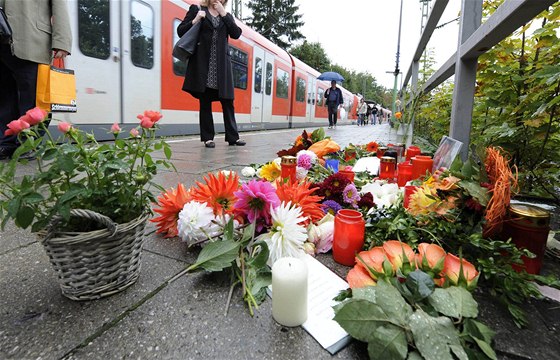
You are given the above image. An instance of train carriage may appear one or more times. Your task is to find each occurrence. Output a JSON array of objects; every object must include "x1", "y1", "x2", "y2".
[{"x1": 62, "y1": 0, "x2": 357, "y2": 139}]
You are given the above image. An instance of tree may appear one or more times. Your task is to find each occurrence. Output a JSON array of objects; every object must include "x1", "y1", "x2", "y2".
[
  {"x1": 246, "y1": 0, "x2": 305, "y2": 49},
  {"x1": 290, "y1": 41, "x2": 331, "y2": 72}
]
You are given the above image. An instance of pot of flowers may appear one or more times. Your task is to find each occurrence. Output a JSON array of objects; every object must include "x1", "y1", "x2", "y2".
[{"x1": 0, "y1": 108, "x2": 173, "y2": 301}]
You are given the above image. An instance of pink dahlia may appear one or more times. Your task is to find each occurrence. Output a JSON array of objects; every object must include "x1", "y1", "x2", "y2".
[{"x1": 234, "y1": 180, "x2": 280, "y2": 231}]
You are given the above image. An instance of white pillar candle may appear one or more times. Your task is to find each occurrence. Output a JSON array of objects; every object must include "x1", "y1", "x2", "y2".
[{"x1": 272, "y1": 257, "x2": 308, "y2": 327}]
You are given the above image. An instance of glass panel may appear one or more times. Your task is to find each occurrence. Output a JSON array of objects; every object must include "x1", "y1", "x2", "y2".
[
  {"x1": 78, "y1": 0, "x2": 110, "y2": 59},
  {"x1": 296, "y1": 77, "x2": 306, "y2": 102},
  {"x1": 172, "y1": 19, "x2": 187, "y2": 76},
  {"x1": 265, "y1": 62, "x2": 273, "y2": 95},
  {"x1": 276, "y1": 69, "x2": 289, "y2": 99},
  {"x1": 229, "y1": 46, "x2": 248, "y2": 89},
  {"x1": 130, "y1": 0, "x2": 154, "y2": 69},
  {"x1": 254, "y1": 57, "x2": 262, "y2": 93},
  {"x1": 317, "y1": 89, "x2": 324, "y2": 106}
]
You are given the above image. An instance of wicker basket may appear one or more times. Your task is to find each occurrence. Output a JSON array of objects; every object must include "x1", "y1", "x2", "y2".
[{"x1": 41, "y1": 209, "x2": 149, "y2": 301}]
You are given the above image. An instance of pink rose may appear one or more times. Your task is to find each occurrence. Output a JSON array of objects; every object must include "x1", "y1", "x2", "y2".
[
  {"x1": 130, "y1": 128, "x2": 140, "y2": 137},
  {"x1": 24, "y1": 107, "x2": 48, "y2": 125},
  {"x1": 110, "y1": 122, "x2": 121, "y2": 134},
  {"x1": 140, "y1": 116, "x2": 154, "y2": 129},
  {"x1": 5, "y1": 119, "x2": 31, "y2": 136},
  {"x1": 143, "y1": 110, "x2": 163, "y2": 123},
  {"x1": 58, "y1": 122, "x2": 72, "y2": 133}
]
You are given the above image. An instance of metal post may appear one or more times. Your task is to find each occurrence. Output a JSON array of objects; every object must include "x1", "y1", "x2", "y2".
[
  {"x1": 449, "y1": 0, "x2": 483, "y2": 160},
  {"x1": 392, "y1": 0, "x2": 404, "y2": 124}
]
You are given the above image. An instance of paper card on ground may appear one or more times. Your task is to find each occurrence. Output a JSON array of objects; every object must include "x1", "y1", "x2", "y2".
[{"x1": 268, "y1": 254, "x2": 352, "y2": 354}]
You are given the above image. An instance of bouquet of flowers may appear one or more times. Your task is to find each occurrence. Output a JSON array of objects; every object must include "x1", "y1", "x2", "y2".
[
  {"x1": 0, "y1": 107, "x2": 173, "y2": 232},
  {"x1": 335, "y1": 241, "x2": 497, "y2": 360}
]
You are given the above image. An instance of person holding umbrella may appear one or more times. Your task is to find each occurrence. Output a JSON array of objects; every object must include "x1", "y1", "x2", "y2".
[{"x1": 324, "y1": 80, "x2": 343, "y2": 129}]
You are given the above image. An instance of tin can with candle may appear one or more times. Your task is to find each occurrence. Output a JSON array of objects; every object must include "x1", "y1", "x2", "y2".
[{"x1": 280, "y1": 156, "x2": 297, "y2": 183}]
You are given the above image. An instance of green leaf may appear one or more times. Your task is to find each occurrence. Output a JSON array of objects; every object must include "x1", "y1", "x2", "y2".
[
  {"x1": 472, "y1": 337, "x2": 498, "y2": 360},
  {"x1": 463, "y1": 318, "x2": 495, "y2": 344},
  {"x1": 251, "y1": 271, "x2": 272, "y2": 297},
  {"x1": 428, "y1": 287, "x2": 478, "y2": 318},
  {"x1": 375, "y1": 281, "x2": 413, "y2": 326},
  {"x1": 22, "y1": 192, "x2": 44, "y2": 204},
  {"x1": 15, "y1": 206, "x2": 34, "y2": 229},
  {"x1": 163, "y1": 143, "x2": 172, "y2": 159},
  {"x1": 248, "y1": 240, "x2": 269, "y2": 268},
  {"x1": 57, "y1": 155, "x2": 76, "y2": 173},
  {"x1": 406, "y1": 351, "x2": 423, "y2": 360},
  {"x1": 333, "y1": 299, "x2": 402, "y2": 343},
  {"x1": 367, "y1": 324, "x2": 408, "y2": 360},
  {"x1": 352, "y1": 286, "x2": 377, "y2": 303},
  {"x1": 460, "y1": 181, "x2": 489, "y2": 207},
  {"x1": 409, "y1": 309, "x2": 467, "y2": 360},
  {"x1": 187, "y1": 240, "x2": 240, "y2": 272},
  {"x1": 404, "y1": 270, "x2": 435, "y2": 302},
  {"x1": 223, "y1": 218, "x2": 234, "y2": 241}
]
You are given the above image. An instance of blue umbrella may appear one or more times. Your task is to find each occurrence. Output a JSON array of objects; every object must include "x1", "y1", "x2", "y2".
[{"x1": 317, "y1": 71, "x2": 345, "y2": 82}]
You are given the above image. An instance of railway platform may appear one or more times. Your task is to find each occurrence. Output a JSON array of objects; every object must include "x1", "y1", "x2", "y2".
[{"x1": 1, "y1": 123, "x2": 559, "y2": 360}]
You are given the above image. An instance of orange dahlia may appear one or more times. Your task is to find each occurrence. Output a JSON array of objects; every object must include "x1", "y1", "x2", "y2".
[
  {"x1": 191, "y1": 172, "x2": 240, "y2": 216},
  {"x1": 151, "y1": 183, "x2": 192, "y2": 238},
  {"x1": 275, "y1": 180, "x2": 324, "y2": 226}
]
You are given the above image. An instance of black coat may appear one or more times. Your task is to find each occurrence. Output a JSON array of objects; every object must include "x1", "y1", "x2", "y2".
[{"x1": 177, "y1": 5, "x2": 242, "y2": 100}]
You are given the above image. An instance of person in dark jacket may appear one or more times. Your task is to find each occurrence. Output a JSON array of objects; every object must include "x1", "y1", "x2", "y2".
[
  {"x1": 177, "y1": 0, "x2": 245, "y2": 148},
  {"x1": 324, "y1": 80, "x2": 343, "y2": 129}
]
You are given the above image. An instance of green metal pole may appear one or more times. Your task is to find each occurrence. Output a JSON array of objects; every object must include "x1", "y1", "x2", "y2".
[{"x1": 392, "y1": 0, "x2": 404, "y2": 125}]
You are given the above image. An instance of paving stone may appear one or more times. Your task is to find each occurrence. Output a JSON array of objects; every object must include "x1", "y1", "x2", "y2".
[
  {"x1": 0, "y1": 244, "x2": 185, "y2": 359},
  {"x1": 66, "y1": 268, "x2": 367, "y2": 360}
]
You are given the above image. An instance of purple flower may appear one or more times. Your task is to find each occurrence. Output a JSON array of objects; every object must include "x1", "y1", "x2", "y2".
[
  {"x1": 343, "y1": 183, "x2": 360, "y2": 206},
  {"x1": 297, "y1": 154, "x2": 313, "y2": 170},
  {"x1": 321, "y1": 200, "x2": 342, "y2": 215},
  {"x1": 234, "y1": 180, "x2": 280, "y2": 231}
]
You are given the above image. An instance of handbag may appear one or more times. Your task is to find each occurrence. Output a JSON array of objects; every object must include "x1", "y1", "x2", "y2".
[
  {"x1": 173, "y1": 21, "x2": 201, "y2": 62},
  {"x1": 36, "y1": 58, "x2": 77, "y2": 113},
  {"x1": 0, "y1": 7, "x2": 12, "y2": 44}
]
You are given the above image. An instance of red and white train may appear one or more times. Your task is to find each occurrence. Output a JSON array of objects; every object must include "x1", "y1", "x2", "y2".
[{"x1": 61, "y1": 0, "x2": 359, "y2": 139}]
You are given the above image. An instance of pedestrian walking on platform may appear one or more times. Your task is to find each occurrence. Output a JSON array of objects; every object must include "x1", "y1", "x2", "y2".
[
  {"x1": 0, "y1": 0, "x2": 72, "y2": 160},
  {"x1": 324, "y1": 80, "x2": 343, "y2": 129},
  {"x1": 178, "y1": 0, "x2": 245, "y2": 148},
  {"x1": 371, "y1": 105, "x2": 378, "y2": 125},
  {"x1": 357, "y1": 98, "x2": 367, "y2": 126}
]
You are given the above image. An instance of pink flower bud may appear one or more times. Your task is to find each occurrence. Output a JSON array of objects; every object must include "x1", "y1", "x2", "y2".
[
  {"x1": 4, "y1": 119, "x2": 31, "y2": 136},
  {"x1": 130, "y1": 128, "x2": 140, "y2": 137},
  {"x1": 110, "y1": 122, "x2": 121, "y2": 134},
  {"x1": 58, "y1": 122, "x2": 72, "y2": 133},
  {"x1": 25, "y1": 107, "x2": 48, "y2": 125}
]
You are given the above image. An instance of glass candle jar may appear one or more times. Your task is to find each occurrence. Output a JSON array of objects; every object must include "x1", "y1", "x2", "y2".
[
  {"x1": 338, "y1": 169, "x2": 355, "y2": 182},
  {"x1": 501, "y1": 204, "x2": 550, "y2": 275},
  {"x1": 411, "y1": 155, "x2": 434, "y2": 180},
  {"x1": 333, "y1": 209, "x2": 366, "y2": 266},
  {"x1": 406, "y1": 146, "x2": 421, "y2": 161},
  {"x1": 281, "y1": 156, "x2": 297, "y2": 183},
  {"x1": 397, "y1": 161, "x2": 412, "y2": 187},
  {"x1": 379, "y1": 156, "x2": 396, "y2": 180},
  {"x1": 377, "y1": 146, "x2": 388, "y2": 158},
  {"x1": 384, "y1": 150, "x2": 398, "y2": 163},
  {"x1": 325, "y1": 158, "x2": 339, "y2": 173}
]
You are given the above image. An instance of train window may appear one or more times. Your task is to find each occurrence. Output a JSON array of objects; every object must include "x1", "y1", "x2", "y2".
[
  {"x1": 254, "y1": 58, "x2": 262, "y2": 93},
  {"x1": 78, "y1": 0, "x2": 110, "y2": 60},
  {"x1": 265, "y1": 63, "x2": 273, "y2": 95},
  {"x1": 130, "y1": 0, "x2": 154, "y2": 69},
  {"x1": 317, "y1": 89, "x2": 324, "y2": 106},
  {"x1": 276, "y1": 69, "x2": 289, "y2": 99},
  {"x1": 229, "y1": 46, "x2": 248, "y2": 89},
  {"x1": 172, "y1": 19, "x2": 187, "y2": 76},
  {"x1": 296, "y1": 77, "x2": 306, "y2": 103}
]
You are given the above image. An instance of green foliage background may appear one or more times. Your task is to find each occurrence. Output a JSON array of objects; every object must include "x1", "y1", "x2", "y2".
[{"x1": 413, "y1": 2, "x2": 560, "y2": 202}]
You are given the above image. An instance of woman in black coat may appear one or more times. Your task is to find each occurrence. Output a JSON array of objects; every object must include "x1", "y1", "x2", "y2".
[{"x1": 177, "y1": 0, "x2": 245, "y2": 148}]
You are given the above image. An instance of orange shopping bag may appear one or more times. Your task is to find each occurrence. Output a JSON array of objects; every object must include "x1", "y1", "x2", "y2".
[{"x1": 36, "y1": 58, "x2": 77, "y2": 112}]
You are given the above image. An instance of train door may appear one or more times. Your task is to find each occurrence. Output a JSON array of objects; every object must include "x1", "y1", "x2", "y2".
[
  {"x1": 307, "y1": 77, "x2": 316, "y2": 121},
  {"x1": 251, "y1": 46, "x2": 273, "y2": 124},
  {"x1": 70, "y1": 0, "x2": 122, "y2": 124}
]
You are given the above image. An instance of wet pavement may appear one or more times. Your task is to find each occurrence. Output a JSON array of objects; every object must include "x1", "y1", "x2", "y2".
[{"x1": 1, "y1": 122, "x2": 559, "y2": 360}]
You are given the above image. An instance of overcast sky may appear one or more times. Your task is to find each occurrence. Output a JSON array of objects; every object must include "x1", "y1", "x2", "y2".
[{"x1": 237, "y1": 0, "x2": 463, "y2": 89}]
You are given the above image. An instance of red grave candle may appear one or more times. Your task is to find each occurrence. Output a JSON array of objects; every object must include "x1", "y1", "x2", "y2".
[
  {"x1": 406, "y1": 146, "x2": 421, "y2": 161},
  {"x1": 333, "y1": 209, "x2": 366, "y2": 266},
  {"x1": 280, "y1": 156, "x2": 297, "y2": 183},
  {"x1": 404, "y1": 185, "x2": 419, "y2": 209},
  {"x1": 379, "y1": 156, "x2": 396, "y2": 180},
  {"x1": 411, "y1": 155, "x2": 433, "y2": 180},
  {"x1": 397, "y1": 161, "x2": 413, "y2": 187}
]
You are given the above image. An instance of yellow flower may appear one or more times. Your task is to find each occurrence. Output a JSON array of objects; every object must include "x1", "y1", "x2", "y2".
[
  {"x1": 407, "y1": 184, "x2": 440, "y2": 216},
  {"x1": 259, "y1": 161, "x2": 281, "y2": 182}
]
